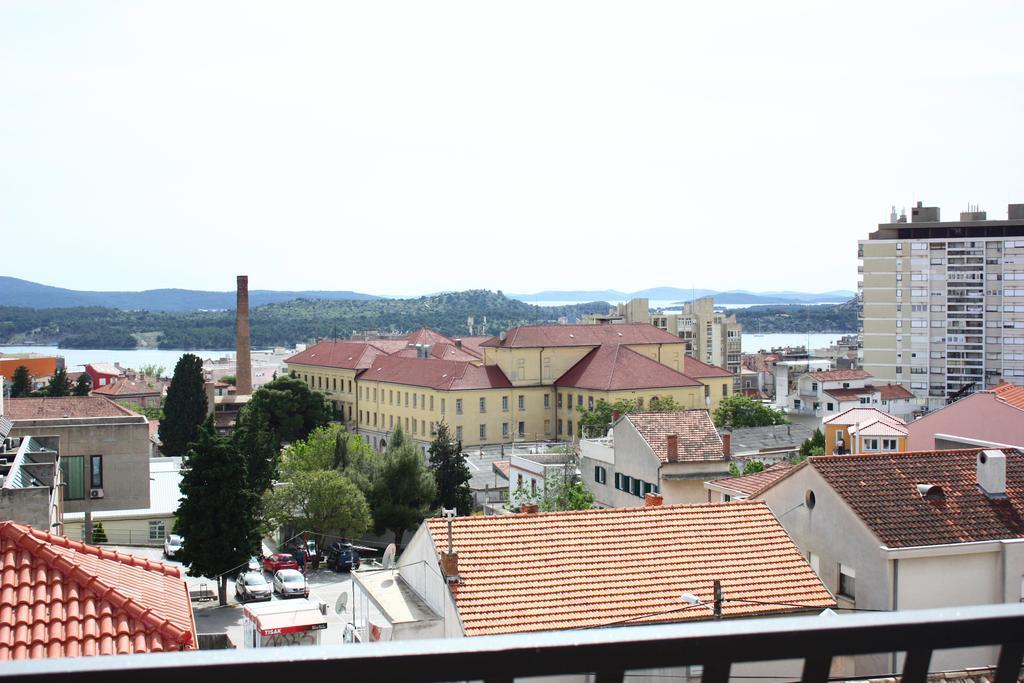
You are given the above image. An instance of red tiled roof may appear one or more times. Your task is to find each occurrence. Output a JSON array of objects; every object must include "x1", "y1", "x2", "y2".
[
  {"x1": 707, "y1": 462, "x2": 794, "y2": 498},
  {"x1": 492, "y1": 461, "x2": 510, "y2": 479},
  {"x1": 425, "y1": 502, "x2": 834, "y2": 636},
  {"x1": 91, "y1": 378, "x2": 162, "y2": 398},
  {"x1": 878, "y1": 384, "x2": 915, "y2": 401},
  {"x1": 625, "y1": 410, "x2": 725, "y2": 463},
  {"x1": 85, "y1": 363, "x2": 122, "y2": 377},
  {"x1": 808, "y1": 369, "x2": 872, "y2": 382},
  {"x1": 285, "y1": 341, "x2": 389, "y2": 370},
  {"x1": 556, "y1": 345, "x2": 701, "y2": 392},
  {"x1": 481, "y1": 323, "x2": 684, "y2": 348},
  {"x1": 404, "y1": 327, "x2": 454, "y2": 347},
  {"x1": 3, "y1": 397, "x2": 138, "y2": 420},
  {"x1": 823, "y1": 387, "x2": 873, "y2": 401},
  {"x1": 808, "y1": 448, "x2": 1024, "y2": 548},
  {"x1": 680, "y1": 356, "x2": 734, "y2": 378},
  {"x1": 990, "y1": 382, "x2": 1024, "y2": 410},
  {"x1": 457, "y1": 336, "x2": 494, "y2": 357},
  {"x1": 0, "y1": 522, "x2": 196, "y2": 660},
  {"x1": 824, "y1": 407, "x2": 906, "y2": 430},
  {"x1": 393, "y1": 342, "x2": 481, "y2": 363},
  {"x1": 364, "y1": 355, "x2": 512, "y2": 391}
]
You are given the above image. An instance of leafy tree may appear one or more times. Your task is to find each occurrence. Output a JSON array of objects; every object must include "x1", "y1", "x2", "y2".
[
  {"x1": 649, "y1": 396, "x2": 685, "y2": 412},
  {"x1": 10, "y1": 365, "x2": 32, "y2": 398},
  {"x1": 139, "y1": 364, "x2": 165, "y2": 379},
  {"x1": 578, "y1": 396, "x2": 685, "y2": 438},
  {"x1": 71, "y1": 373, "x2": 92, "y2": 396},
  {"x1": 262, "y1": 470, "x2": 371, "y2": 539},
  {"x1": 91, "y1": 522, "x2": 108, "y2": 544},
  {"x1": 45, "y1": 368, "x2": 71, "y2": 397},
  {"x1": 370, "y1": 439, "x2": 436, "y2": 546},
  {"x1": 510, "y1": 447, "x2": 593, "y2": 511},
  {"x1": 713, "y1": 395, "x2": 787, "y2": 429},
  {"x1": 219, "y1": 374, "x2": 236, "y2": 386},
  {"x1": 123, "y1": 402, "x2": 163, "y2": 420},
  {"x1": 159, "y1": 353, "x2": 208, "y2": 457},
  {"x1": 796, "y1": 428, "x2": 826, "y2": 462},
  {"x1": 175, "y1": 417, "x2": 260, "y2": 605},
  {"x1": 233, "y1": 374, "x2": 331, "y2": 496},
  {"x1": 280, "y1": 423, "x2": 352, "y2": 478},
  {"x1": 728, "y1": 459, "x2": 766, "y2": 476},
  {"x1": 428, "y1": 421, "x2": 473, "y2": 515},
  {"x1": 337, "y1": 433, "x2": 381, "y2": 496}
]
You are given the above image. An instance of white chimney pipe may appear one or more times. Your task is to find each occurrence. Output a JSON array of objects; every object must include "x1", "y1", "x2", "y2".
[{"x1": 977, "y1": 450, "x2": 1007, "y2": 498}]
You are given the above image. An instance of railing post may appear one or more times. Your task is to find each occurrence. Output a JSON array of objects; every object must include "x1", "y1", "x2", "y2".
[
  {"x1": 901, "y1": 648, "x2": 933, "y2": 683},
  {"x1": 701, "y1": 659, "x2": 731, "y2": 683},
  {"x1": 594, "y1": 671, "x2": 625, "y2": 683},
  {"x1": 802, "y1": 654, "x2": 832, "y2": 683},
  {"x1": 994, "y1": 641, "x2": 1024, "y2": 683}
]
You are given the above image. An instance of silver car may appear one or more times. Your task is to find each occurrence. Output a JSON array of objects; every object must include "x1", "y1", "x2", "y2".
[
  {"x1": 234, "y1": 571, "x2": 272, "y2": 602},
  {"x1": 273, "y1": 569, "x2": 308, "y2": 598}
]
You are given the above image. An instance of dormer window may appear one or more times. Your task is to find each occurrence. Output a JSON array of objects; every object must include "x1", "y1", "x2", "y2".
[{"x1": 916, "y1": 484, "x2": 946, "y2": 501}]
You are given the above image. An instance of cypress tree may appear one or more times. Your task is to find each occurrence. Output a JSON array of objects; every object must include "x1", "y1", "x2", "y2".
[
  {"x1": 10, "y1": 365, "x2": 32, "y2": 398},
  {"x1": 428, "y1": 421, "x2": 473, "y2": 515},
  {"x1": 72, "y1": 373, "x2": 92, "y2": 397},
  {"x1": 45, "y1": 368, "x2": 71, "y2": 397},
  {"x1": 160, "y1": 353, "x2": 208, "y2": 457}
]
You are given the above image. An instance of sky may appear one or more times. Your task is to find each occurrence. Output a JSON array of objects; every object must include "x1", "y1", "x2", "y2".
[{"x1": 2, "y1": 1, "x2": 1023, "y2": 297}]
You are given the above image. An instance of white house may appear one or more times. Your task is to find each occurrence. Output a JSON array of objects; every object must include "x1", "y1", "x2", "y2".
[
  {"x1": 579, "y1": 410, "x2": 730, "y2": 506},
  {"x1": 507, "y1": 452, "x2": 573, "y2": 507},
  {"x1": 756, "y1": 447, "x2": 1024, "y2": 677},
  {"x1": 782, "y1": 369, "x2": 915, "y2": 421}
]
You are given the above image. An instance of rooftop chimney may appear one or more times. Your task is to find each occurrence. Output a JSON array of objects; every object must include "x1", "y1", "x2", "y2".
[
  {"x1": 235, "y1": 275, "x2": 253, "y2": 395},
  {"x1": 722, "y1": 432, "x2": 731, "y2": 457},
  {"x1": 454, "y1": 338, "x2": 463, "y2": 349},
  {"x1": 666, "y1": 434, "x2": 678, "y2": 462},
  {"x1": 520, "y1": 503, "x2": 539, "y2": 514},
  {"x1": 977, "y1": 450, "x2": 1007, "y2": 498},
  {"x1": 644, "y1": 492, "x2": 663, "y2": 507}
]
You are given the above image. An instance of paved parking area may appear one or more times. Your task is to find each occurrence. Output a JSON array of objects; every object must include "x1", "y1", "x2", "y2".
[{"x1": 109, "y1": 546, "x2": 358, "y2": 648}]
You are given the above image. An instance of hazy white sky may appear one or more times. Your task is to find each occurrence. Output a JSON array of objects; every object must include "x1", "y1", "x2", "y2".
[{"x1": 2, "y1": 1, "x2": 1022, "y2": 296}]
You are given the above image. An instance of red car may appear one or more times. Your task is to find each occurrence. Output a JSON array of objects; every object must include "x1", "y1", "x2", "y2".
[{"x1": 262, "y1": 553, "x2": 298, "y2": 572}]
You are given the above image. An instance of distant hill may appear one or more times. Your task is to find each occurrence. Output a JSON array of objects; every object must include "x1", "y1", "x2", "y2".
[
  {"x1": 0, "y1": 277, "x2": 379, "y2": 311},
  {"x1": 511, "y1": 287, "x2": 855, "y2": 306}
]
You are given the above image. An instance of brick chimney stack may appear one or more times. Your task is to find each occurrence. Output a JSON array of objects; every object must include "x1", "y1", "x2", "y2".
[
  {"x1": 235, "y1": 275, "x2": 253, "y2": 395},
  {"x1": 722, "y1": 432, "x2": 731, "y2": 457},
  {"x1": 644, "y1": 493, "x2": 663, "y2": 507},
  {"x1": 666, "y1": 434, "x2": 678, "y2": 461}
]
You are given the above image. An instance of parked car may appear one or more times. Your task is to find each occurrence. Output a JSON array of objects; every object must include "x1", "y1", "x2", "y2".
[
  {"x1": 273, "y1": 569, "x2": 309, "y2": 598},
  {"x1": 263, "y1": 553, "x2": 298, "y2": 573},
  {"x1": 324, "y1": 541, "x2": 360, "y2": 572},
  {"x1": 164, "y1": 534, "x2": 183, "y2": 559},
  {"x1": 234, "y1": 571, "x2": 272, "y2": 602},
  {"x1": 286, "y1": 540, "x2": 320, "y2": 569},
  {"x1": 247, "y1": 556, "x2": 261, "y2": 573}
]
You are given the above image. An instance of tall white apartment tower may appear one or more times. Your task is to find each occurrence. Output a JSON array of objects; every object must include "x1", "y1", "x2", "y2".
[{"x1": 859, "y1": 201, "x2": 1024, "y2": 411}]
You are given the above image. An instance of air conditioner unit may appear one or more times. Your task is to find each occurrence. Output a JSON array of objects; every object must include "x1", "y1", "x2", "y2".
[{"x1": 89, "y1": 488, "x2": 104, "y2": 499}]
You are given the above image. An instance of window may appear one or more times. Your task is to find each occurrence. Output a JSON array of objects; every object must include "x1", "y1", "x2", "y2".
[
  {"x1": 594, "y1": 466, "x2": 607, "y2": 485},
  {"x1": 517, "y1": 473, "x2": 523, "y2": 489},
  {"x1": 864, "y1": 438, "x2": 879, "y2": 451},
  {"x1": 557, "y1": 393, "x2": 563, "y2": 408},
  {"x1": 456, "y1": 426, "x2": 463, "y2": 441},
  {"x1": 441, "y1": 398, "x2": 446, "y2": 414},
  {"x1": 631, "y1": 478, "x2": 642, "y2": 497},
  {"x1": 455, "y1": 399, "x2": 463, "y2": 415},
  {"x1": 518, "y1": 421, "x2": 525, "y2": 437},
  {"x1": 544, "y1": 419, "x2": 551, "y2": 434},
  {"x1": 704, "y1": 385, "x2": 710, "y2": 400},
  {"x1": 567, "y1": 394, "x2": 573, "y2": 411},
  {"x1": 577, "y1": 395, "x2": 583, "y2": 409},
  {"x1": 479, "y1": 424, "x2": 487, "y2": 439},
  {"x1": 567, "y1": 420, "x2": 573, "y2": 436},
  {"x1": 413, "y1": 394, "x2": 417, "y2": 409},
  {"x1": 389, "y1": 390, "x2": 393, "y2": 404},
  {"x1": 502, "y1": 422, "x2": 509, "y2": 437},
  {"x1": 148, "y1": 520, "x2": 166, "y2": 542},
  {"x1": 722, "y1": 384, "x2": 728, "y2": 397},
  {"x1": 404, "y1": 392, "x2": 409, "y2": 407},
  {"x1": 826, "y1": 402, "x2": 834, "y2": 411},
  {"x1": 838, "y1": 564, "x2": 856, "y2": 599},
  {"x1": 544, "y1": 394, "x2": 550, "y2": 409},
  {"x1": 531, "y1": 479, "x2": 537, "y2": 495},
  {"x1": 811, "y1": 382, "x2": 818, "y2": 391},
  {"x1": 61, "y1": 456, "x2": 85, "y2": 500},
  {"x1": 502, "y1": 396, "x2": 509, "y2": 412},
  {"x1": 808, "y1": 552, "x2": 820, "y2": 575},
  {"x1": 479, "y1": 397, "x2": 487, "y2": 413},
  {"x1": 587, "y1": 396, "x2": 594, "y2": 411},
  {"x1": 882, "y1": 439, "x2": 897, "y2": 450},
  {"x1": 90, "y1": 455, "x2": 103, "y2": 489},
  {"x1": 518, "y1": 395, "x2": 525, "y2": 410},
  {"x1": 333, "y1": 378, "x2": 337, "y2": 391}
]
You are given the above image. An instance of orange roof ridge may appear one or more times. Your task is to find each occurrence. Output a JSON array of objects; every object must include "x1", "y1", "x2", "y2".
[{"x1": 0, "y1": 523, "x2": 193, "y2": 648}]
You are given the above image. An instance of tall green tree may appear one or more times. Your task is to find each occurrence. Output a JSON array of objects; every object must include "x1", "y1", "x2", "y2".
[
  {"x1": 175, "y1": 417, "x2": 260, "y2": 605},
  {"x1": 728, "y1": 459, "x2": 766, "y2": 476},
  {"x1": 10, "y1": 365, "x2": 32, "y2": 398},
  {"x1": 45, "y1": 368, "x2": 71, "y2": 397},
  {"x1": 370, "y1": 440, "x2": 437, "y2": 546},
  {"x1": 71, "y1": 373, "x2": 91, "y2": 396},
  {"x1": 159, "y1": 353, "x2": 208, "y2": 457},
  {"x1": 428, "y1": 421, "x2": 473, "y2": 515},
  {"x1": 713, "y1": 395, "x2": 788, "y2": 429},
  {"x1": 577, "y1": 395, "x2": 685, "y2": 438},
  {"x1": 262, "y1": 470, "x2": 371, "y2": 539},
  {"x1": 797, "y1": 428, "x2": 826, "y2": 462}
]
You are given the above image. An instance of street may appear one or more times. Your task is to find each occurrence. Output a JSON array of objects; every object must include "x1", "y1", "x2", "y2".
[{"x1": 110, "y1": 546, "x2": 358, "y2": 648}]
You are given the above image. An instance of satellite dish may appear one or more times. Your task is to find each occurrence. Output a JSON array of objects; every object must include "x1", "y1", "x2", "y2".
[
  {"x1": 382, "y1": 543, "x2": 396, "y2": 569},
  {"x1": 335, "y1": 592, "x2": 348, "y2": 615}
]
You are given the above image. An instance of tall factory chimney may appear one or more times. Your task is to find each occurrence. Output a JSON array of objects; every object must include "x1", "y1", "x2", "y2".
[{"x1": 236, "y1": 275, "x2": 253, "y2": 395}]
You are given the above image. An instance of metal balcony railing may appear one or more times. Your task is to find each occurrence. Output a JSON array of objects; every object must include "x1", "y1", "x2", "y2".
[{"x1": 2, "y1": 604, "x2": 1022, "y2": 683}]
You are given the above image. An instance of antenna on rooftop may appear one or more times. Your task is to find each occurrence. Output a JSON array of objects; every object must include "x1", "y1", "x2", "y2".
[{"x1": 442, "y1": 507, "x2": 457, "y2": 554}]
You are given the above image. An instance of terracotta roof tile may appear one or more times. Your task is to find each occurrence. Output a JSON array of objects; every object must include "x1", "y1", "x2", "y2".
[
  {"x1": 426, "y1": 502, "x2": 834, "y2": 637},
  {"x1": 808, "y1": 369, "x2": 872, "y2": 382},
  {"x1": 284, "y1": 340, "x2": 389, "y2": 370},
  {"x1": 556, "y1": 346, "x2": 701, "y2": 391},
  {"x1": 3, "y1": 397, "x2": 138, "y2": 420},
  {"x1": 365, "y1": 355, "x2": 512, "y2": 391},
  {"x1": 626, "y1": 410, "x2": 725, "y2": 463},
  {"x1": 481, "y1": 323, "x2": 685, "y2": 349},
  {"x1": 878, "y1": 384, "x2": 915, "y2": 401},
  {"x1": 680, "y1": 356, "x2": 733, "y2": 378},
  {"x1": 85, "y1": 364, "x2": 122, "y2": 377},
  {"x1": 492, "y1": 461, "x2": 510, "y2": 479},
  {"x1": 707, "y1": 463, "x2": 794, "y2": 498},
  {"x1": 823, "y1": 387, "x2": 873, "y2": 400},
  {"x1": 808, "y1": 448, "x2": 1024, "y2": 548},
  {"x1": 824, "y1": 408, "x2": 906, "y2": 430},
  {"x1": 990, "y1": 382, "x2": 1024, "y2": 410},
  {"x1": 0, "y1": 522, "x2": 196, "y2": 660},
  {"x1": 91, "y1": 378, "x2": 163, "y2": 398}
]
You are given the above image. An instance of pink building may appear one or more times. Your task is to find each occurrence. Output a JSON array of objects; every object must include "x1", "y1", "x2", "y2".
[{"x1": 906, "y1": 382, "x2": 1024, "y2": 450}]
